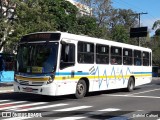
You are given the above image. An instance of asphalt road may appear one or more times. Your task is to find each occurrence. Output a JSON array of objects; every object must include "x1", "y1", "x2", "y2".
[{"x1": 0, "y1": 79, "x2": 160, "y2": 120}]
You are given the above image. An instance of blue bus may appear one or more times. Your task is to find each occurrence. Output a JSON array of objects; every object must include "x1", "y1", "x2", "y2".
[
  {"x1": 152, "y1": 66, "x2": 159, "y2": 77},
  {"x1": 0, "y1": 53, "x2": 15, "y2": 82}
]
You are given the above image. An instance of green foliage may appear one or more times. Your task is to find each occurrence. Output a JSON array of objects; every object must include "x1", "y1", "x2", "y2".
[
  {"x1": 8, "y1": 0, "x2": 78, "y2": 50},
  {"x1": 151, "y1": 20, "x2": 160, "y2": 65},
  {"x1": 109, "y1": 9, "x2": 138, "y2": 28},
  {"x1": 152, "y1": 20, "x2": 160, "y2": 30},
  {"x1": 155, "y1": 29, "x2": 160, "y2": 36},
  {"x1": 111, "y1": 25, "x2": 129, "y2": 43}
]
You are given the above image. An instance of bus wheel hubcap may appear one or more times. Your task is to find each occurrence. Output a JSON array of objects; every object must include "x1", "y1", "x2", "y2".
[{"x1": 77, "y1": 84, "x2": 84, "y2": 95}]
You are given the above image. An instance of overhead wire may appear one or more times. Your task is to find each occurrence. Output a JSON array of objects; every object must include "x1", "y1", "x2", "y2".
[{"x1": 112, "y1": 0, "x2": 158, "y2": 34}]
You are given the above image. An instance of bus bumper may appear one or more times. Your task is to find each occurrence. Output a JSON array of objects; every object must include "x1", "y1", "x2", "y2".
[{"x1": 14, "y1": 82, "x2": 58, "y2": 96}]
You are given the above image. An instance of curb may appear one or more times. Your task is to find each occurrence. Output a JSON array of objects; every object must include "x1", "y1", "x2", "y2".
[
  {"x1": 0, "y1": 89, "x2": 13, "y2": 93},
  {"x1": 152, "y1": 77, "x2": 160, "y2": 80}
]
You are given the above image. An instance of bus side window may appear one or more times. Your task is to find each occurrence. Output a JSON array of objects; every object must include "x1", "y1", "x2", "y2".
[
  {"x1": 60, "y1": 43, "x2": 75, "y2": 69},
  {"x1": 134, "y1": 50, "x2": 141, "y2": 66},
  {"x1": 96, "y1": 44, "x2": 109, "y2": 64},
  {"x1": 78, "y1": 42, "x2": 94, "y2": 64},
  {"x1": 143, "y1": 51, "x2": 149, "y2": 66},
  {"x1": 111, "y1": 46, "x2": 122, "y2": 65},
  {"x1": 123, "y1": 48, "x2": 132, "y2": 65}
]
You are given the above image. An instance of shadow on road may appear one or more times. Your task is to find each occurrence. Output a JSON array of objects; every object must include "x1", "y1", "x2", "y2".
[{"x1": 0, "y1": 85, "x2": 145, "y2": 102}]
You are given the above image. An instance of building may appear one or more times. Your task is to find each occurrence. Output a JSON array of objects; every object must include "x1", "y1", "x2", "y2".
[{"x1": 66, "y1": 0, "x2": 92, "y2": 16}]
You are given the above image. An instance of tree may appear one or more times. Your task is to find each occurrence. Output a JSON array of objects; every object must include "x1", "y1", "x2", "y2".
[
  {"x1": 151, "y1": 20, "x2": 160, "y2": 65},
  {"x1": 76, "y1": 1, "x2": 139, "y2": 42},
  {"x1": 111, "y1": 25, "x2": 129, "y2": 43},
  {"x1": 0, "y1": 0, "x2": 16, "y2": 52},
  {"x1": 74, "y1": 16, "x2": 107, "y2": 39},
  {"x1": 152, "y1": 20, "x2": 160, "y2": 36},
  {"x1": 152, "y1": 20, "x2": 160, "y2": 30},
  {"x1": 109, "y1": 9, "x2": 138, "y2": 29},
  {"x1": 9, "y1": 0, "x2": 78, "y2": 50},
  {"x1": 76, "y1": 0, "x2": 113, "y2": 39}
]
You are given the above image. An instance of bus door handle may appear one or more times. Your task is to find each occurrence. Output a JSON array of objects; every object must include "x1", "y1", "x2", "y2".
[{"x1": 71, "y1": 71, "x2": 74, "y2": 78}]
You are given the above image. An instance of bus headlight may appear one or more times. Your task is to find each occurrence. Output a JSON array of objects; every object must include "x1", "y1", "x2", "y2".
[
  {"x1": 14, "y1": 75, "x2": 18, "y2": 83},
  {"x1": 47, "y1": 75, "x2": 54, "y2": 84}
]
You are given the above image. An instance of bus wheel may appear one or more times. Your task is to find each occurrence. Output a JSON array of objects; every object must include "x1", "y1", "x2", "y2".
[
  {"x1": 126, "y1": 77, "x2": 135, "y2": 92},
  {"x1": 75, "y1": 80, "x2": 87, "y2": 99}
]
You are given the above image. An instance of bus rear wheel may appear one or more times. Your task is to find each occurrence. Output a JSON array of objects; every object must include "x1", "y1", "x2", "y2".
[
  {"x1": 75, "y1": 80, "x2": 87, "y2": 99},
  {"x1": 126, "y1": 77, "x2": 135, "y2": 92}
]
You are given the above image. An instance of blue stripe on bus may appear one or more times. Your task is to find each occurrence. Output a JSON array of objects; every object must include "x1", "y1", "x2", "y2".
[
  {"x1": 133, "y1": 72, "x2": 152, "y2": 74},
  {"x1": 56, "y1": 72, "x2": 89, "y2": 76},
  {"x1": 17, "y1": 72, "x2": 89, "y2": 76},
  {"x1": 17, "y1": 71, "x2": 151, "y2": 77}
]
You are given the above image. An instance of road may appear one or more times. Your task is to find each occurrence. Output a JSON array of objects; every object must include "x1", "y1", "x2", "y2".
[{"x1": 0, "y1": 79, "x2": 160, "y2": 120}]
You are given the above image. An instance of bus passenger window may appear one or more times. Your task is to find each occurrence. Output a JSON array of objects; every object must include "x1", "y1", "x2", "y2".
[
  {"x1": 78, "y1": 42, "x2": 94, "y2": 64},
  {"x1": 111, "y1": 46, "x2": 122, "y2": 65},
  {"x1": 134, "y1": 50, "x2": 141, "y2": 66},
  {"x1": 96, "y1": 44, "x2": 109, "y2": 64},
  {"x1": 143, "y1": 51, "x2": 149, "y2": 66},
  {"x1": 60, "y1": 43, "x2": 75, "y2": 69},
  {"x1": 123, "y1": 48, "x2": 132, "y2": 65}
]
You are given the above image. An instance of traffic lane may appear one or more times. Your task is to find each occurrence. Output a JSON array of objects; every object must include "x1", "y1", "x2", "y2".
[{"x1": 0, "y1": 84, "x2": 160, "y2": 119}]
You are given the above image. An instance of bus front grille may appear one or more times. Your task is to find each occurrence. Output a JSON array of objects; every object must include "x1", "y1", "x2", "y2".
[
  {"x1": 19, "y1": 80, "x2": 29, "y2": 85},
  {"x1": 18, "y1": 80, "x2": 44, "y2": 86}
]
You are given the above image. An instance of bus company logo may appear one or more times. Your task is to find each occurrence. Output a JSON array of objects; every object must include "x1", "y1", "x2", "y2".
[
  {"x1": 2, "y1": 112, "x2": 11, "y2": 117},
  {"x1": 89, "y1": 66, "x2": 95, "y2": 75}
]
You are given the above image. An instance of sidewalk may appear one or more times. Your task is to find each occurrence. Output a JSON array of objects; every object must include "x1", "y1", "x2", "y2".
[{"x1": 0, "y1": 82, "x2": 14, "y2": 93}]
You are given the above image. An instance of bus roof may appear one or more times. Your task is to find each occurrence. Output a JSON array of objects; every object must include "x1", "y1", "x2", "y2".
[{"x1": 23, "y1": 31, "x2": 151, "y2": 52}]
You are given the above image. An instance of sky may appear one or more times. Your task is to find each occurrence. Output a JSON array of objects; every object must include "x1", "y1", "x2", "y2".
[{"x1": 112, "y1": 0, "x2": 160, "y2": 36}]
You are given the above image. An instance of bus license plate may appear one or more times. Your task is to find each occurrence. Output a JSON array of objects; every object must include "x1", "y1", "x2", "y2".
[{"x1": 25, "y1": 87, "x2": 33, "y2": 92}]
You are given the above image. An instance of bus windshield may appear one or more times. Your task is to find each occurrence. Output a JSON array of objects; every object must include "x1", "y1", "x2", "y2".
[{"x1": 17, "y1": 42, "x2": 59, "y2": 73}]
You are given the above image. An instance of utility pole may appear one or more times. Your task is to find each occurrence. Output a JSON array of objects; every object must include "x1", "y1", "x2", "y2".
[{"x1": 137, "y1": 12, "x2": 148, "y2": 27}]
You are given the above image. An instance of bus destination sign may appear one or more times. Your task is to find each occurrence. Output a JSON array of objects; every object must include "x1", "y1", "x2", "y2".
[{"x1": 21, "y1": 33, "x2": 61, "y2": 42}]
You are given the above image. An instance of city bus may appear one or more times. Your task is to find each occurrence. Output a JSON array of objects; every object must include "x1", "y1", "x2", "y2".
[{"x1": 14, "y1": 32, "x2": 152, "y2": 98}]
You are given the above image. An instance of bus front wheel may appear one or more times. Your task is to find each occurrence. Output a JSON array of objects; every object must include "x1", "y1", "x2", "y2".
[
  {"x1": 126, "y1": 77, "x2": 135, "y2": 92},
  {"x1": 75, "y1": 80, "x2": 87, "y2": 99}
]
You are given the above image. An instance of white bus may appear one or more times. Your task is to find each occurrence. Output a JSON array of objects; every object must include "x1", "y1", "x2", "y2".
[{"x1": 14, "y1": 31, "x2": 152, "y2": 98}]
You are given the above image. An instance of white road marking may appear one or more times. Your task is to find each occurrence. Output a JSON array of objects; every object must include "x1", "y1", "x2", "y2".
[
  {"x1": 0, "y1": 101, "x2": 27, "y2": 110},
  {"x1": 0, "y1": 100, "x2": 10, "y2": 103},
  {"x1": 16, "y1": 103, "x2": 68, "y2": 111},
  {"x1": 128, "y1": 88, "x2": 160, "y2": 95},
  {"x1": 0, "y1": 102, "x2": 47, "y2": 110},
  {"x1": 0, "y1": 101, "x2": 26, "y2": 106},
  {"x1": 54, "y1": 106, "x2": 92, "y2": 111},
  {"x1": 107, "y1": 94, "x2": 160, "y2": 99},
  {"x1": 54, "y1": 117, "x2": 86, "y2": 120},
  {"x1": 54, "y1": 107, "x2": 121, "y2": 120},
  {"x1": 98, "y1": 108, "x2": 121, "y2": 111}
]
